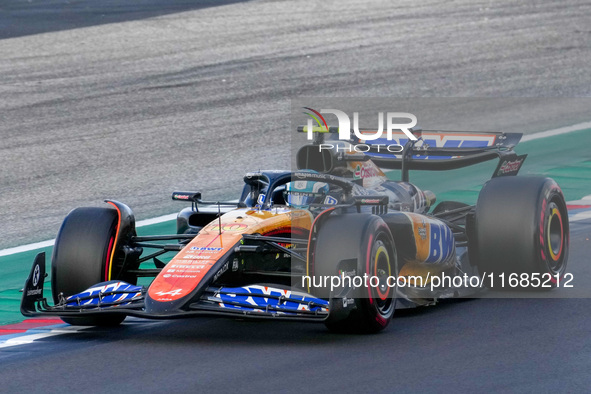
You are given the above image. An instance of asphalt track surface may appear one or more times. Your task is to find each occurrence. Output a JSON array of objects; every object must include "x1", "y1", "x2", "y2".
[
  {"x1": 0, "y1": 217, "x2": 590, "y2": 393},
  {"x1": 1, "y1": 0, "x2": 591, "y2": 392}
]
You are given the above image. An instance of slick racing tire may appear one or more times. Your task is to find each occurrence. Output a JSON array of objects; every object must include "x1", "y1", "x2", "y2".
[
  {"x1": 52, "y1": 207, "x2": 129, "y2": 326},
  {"x1": 311, "y1": 214, "x2": 397, "y2": 334},
  {"x1": 471, "y1": 177, "x2": 569, "y2": 289}
]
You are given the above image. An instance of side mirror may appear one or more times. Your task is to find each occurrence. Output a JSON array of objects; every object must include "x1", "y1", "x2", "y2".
[{"x1": 172, "y1": 191, "x2": 202, "y2": 202}]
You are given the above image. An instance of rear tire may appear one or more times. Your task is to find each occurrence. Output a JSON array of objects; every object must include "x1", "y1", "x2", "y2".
[
  {"x1": 312, "y1": 214, "x2": 397, "y2": 333},
  {"x1": 471, "y1": 177, "x2": 569, "y2": 288},
  {"x1": 52, "y1": 207, "x2": 129, "y2": 326}
]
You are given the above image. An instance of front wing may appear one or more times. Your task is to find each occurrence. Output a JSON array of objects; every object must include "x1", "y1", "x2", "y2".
[{"x1": 21, "y1": 253, "x2": 330, "y2": 322}]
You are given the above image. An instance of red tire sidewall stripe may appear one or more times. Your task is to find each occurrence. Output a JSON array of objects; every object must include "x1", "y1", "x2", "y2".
[{"x1": 550, "y1": 208, "x2": 564, "y2": 261}]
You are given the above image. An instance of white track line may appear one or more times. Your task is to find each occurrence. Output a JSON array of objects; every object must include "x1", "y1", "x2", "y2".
[
  {"x1": 0, "y1": 332, "x2": 63, "y2": 348},
  {"x1": 1, "y1": 122, "x2": 590, "y2": 258},
  {"x1": 567, "y1": 195, "x2": 591, "y2": 205},
  {"x1": 521, "y1": 121, "x2": 591, "y2": 142},
  {"x1": 571, "y1": 211, "x2": 591, "y2": 222},
  {"x1": 568, "y1": 195, "x2": 591, "y2": 223},
  {"x1": 0, "y1": 213, "x2": 178, "y2": 258},
  {"x1": 135, "y1": 213, "x2": 178, "y2": 227},
  {"x1": 0, "y1": 326, "x2": 88, "y2": 348},
  {"x1": 0, "y1": 240, "x2": 56, "y2": 257}
]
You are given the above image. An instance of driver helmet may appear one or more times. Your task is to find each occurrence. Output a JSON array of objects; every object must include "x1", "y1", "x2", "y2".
[{"x1": 284, "y1": 180, "x2": 330, "y2": 209}]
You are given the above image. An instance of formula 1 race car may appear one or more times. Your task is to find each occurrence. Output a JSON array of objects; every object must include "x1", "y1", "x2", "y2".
[{"x1": 21, "y1": 128, "x2": 569, "y2": 333}]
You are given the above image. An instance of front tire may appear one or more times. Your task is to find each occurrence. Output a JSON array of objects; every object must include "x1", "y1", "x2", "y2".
[
  {"x1": 52, "y1": 207, "x2": 129, "y2": 325},
  {"x1": 311, "y1": 214, "x2": 397, "y2": 333}
]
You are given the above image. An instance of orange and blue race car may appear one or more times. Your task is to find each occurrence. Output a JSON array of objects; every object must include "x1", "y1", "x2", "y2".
[{"x1": 21, "y1": 128, "x2": 569, "y2": 333}]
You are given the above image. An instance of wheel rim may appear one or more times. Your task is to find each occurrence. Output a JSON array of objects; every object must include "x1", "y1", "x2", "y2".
[
  {"x1": 372, "y1": 238, "x2": 395, "y2": 315},
  {"x1": 546, "y1": 201, "x2": 565, "y2": 271}
]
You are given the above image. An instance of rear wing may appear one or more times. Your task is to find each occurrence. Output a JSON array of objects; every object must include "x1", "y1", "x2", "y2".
[{"x1": 296, "y1": 127, "x2": 526, "y2": 181}]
